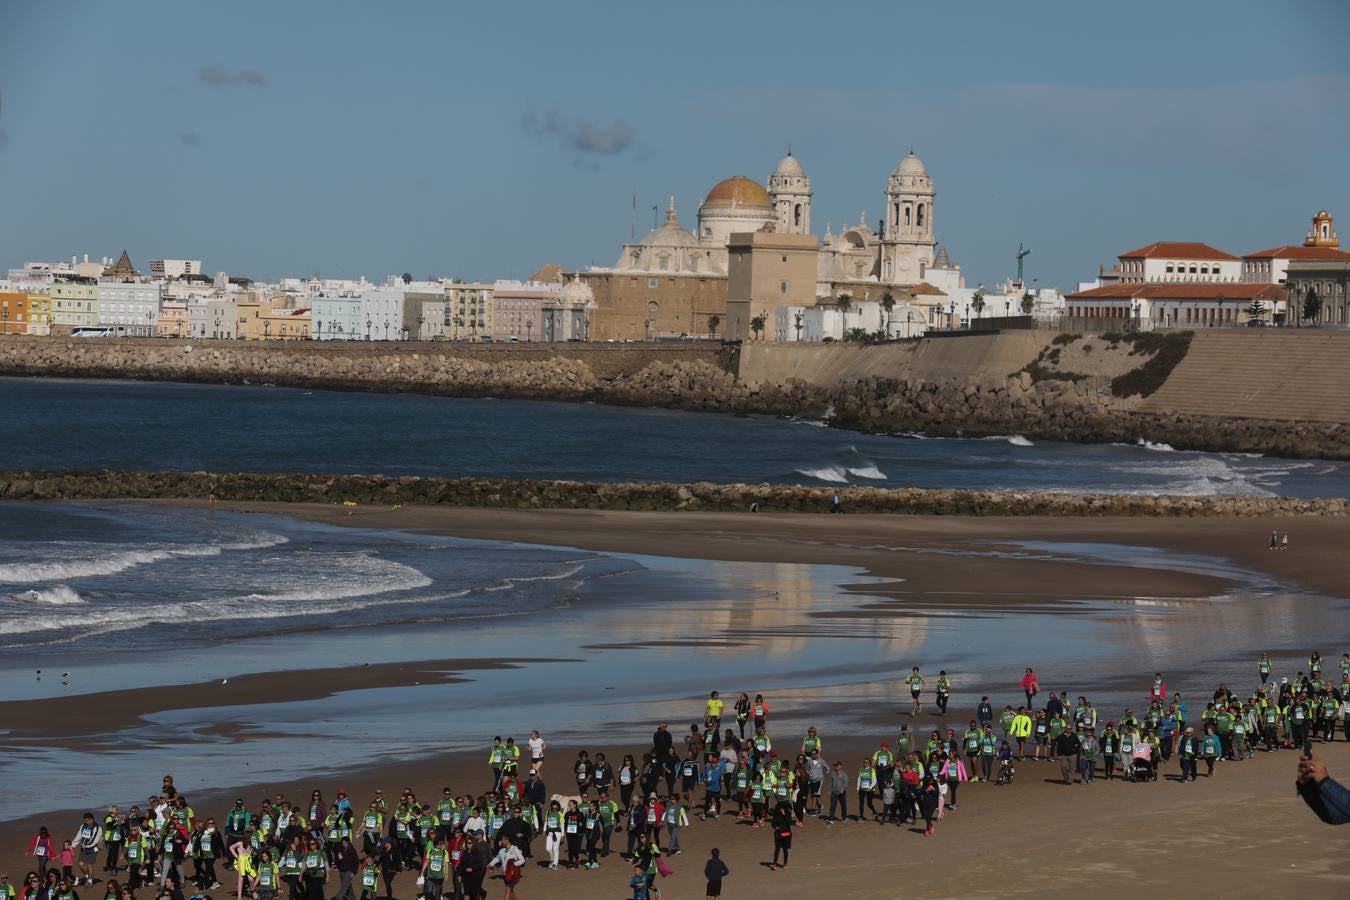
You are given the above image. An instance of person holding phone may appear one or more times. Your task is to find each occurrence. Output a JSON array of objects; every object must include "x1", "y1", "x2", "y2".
[{"x1": 1297, "y1": 750, "x2": 1350, "y2": 823}]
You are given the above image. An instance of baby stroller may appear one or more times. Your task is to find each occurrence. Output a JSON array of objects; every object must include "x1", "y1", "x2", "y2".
[
  {"x1": 1128, "y1": 749, "x2": 1157, "y2": 782},
  {"x1": 996, "y1": 758, "x2": 1015, "y2": 785}
]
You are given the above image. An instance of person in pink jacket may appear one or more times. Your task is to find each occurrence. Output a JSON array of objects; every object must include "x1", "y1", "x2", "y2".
[
  {"x1": 1020, "y1": 668, "x2": 1041, "y2": 708},
  {"x1": 1149, "y1": 673, "x2": 1168, "y2": 704},
  {"x1": 939, "y1": 754, "x2": 968, "y2": 812},
  {"x1": 25, "y1": 827, "x2": 56, "y2": 878}
]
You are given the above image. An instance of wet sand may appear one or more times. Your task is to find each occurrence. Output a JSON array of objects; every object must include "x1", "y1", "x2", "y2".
[
  {"x1": 6, "y1": 502, "x2": 1350, "y2": 895},
  {"x1": 0, "y1": 659, "x2": 570, "y2": 740}
]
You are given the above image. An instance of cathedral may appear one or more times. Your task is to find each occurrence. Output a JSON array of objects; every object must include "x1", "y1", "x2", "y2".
[{"x1": 577, "y1": 151, "x2": 951, "y2": 340}]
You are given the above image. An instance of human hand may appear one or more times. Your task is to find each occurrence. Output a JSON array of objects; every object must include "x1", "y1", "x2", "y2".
[{"x1": 1297, "y1": 752, "x2": 1328, "y2": 785}]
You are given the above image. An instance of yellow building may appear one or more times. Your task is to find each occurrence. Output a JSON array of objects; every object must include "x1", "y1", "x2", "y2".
[
  {"x1": 26, "y1": 293, "x2": 53, "y2": 335},
  {"x1": 238, "y1": 295, "x2": 311, "y2": 340},
  {"x1": 445, "y1": 282, "x2": 493, "y2": 340}
]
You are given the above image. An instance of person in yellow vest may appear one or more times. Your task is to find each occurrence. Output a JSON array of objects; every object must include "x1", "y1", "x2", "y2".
[{"x1": 1009, "y1": 707, "x2": 1033, "y2": 759}]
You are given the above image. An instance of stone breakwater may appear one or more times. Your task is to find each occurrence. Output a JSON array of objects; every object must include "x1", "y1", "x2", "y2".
[
  {"x1": 2, "y1": 336, "x2": 1346, "y2": 458},
  {"x1": 0, "y1": 470, "x2": 1345, "y2": 516}
]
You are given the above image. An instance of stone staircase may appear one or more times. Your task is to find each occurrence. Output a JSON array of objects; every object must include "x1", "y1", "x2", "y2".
[{"x1": 1140, "y1": 330, "x2": 1350, "y2": 423}]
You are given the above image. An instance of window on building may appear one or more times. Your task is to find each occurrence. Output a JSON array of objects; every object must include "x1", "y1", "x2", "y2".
[
  {"x1": 781, "y1": 255, "x2": 788, "y2": 263},
  {"x1": 657, "y1": 255, "x2": 669, "y2": 271},
  {"x1": 779, "y1": 280, "x2": 788, "y2": 295},
  {"x1": 916, "y1": 204, "x2": 925, "y2": 228},
  {"x1": 1166, "y1": 266, "x2": 1174, "y2": 274},
  {"x1": 793, "y1": 204, "x2": 802, "y2": 227},
  {"x1": 904, "y1": 206, "x2": 911, "y2": 227},
  {"x1": 1189, "y1": 266, "x2": 1197, "y2": 274},
  {"x1": 647, "y1": 300, "x2": 658, "y2": 313},
  {"x1": 648, "y1": 277, "x2": 658, "y2": 288}
]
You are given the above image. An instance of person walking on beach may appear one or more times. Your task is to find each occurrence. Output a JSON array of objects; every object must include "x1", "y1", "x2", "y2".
[
  {"x1": 526, "y1": 731, "x2": 546, "y2": 775},
  {"x1": 27, "y1": 829, "x2": 56, "y2": 879},
  {"x1": 734, "y1": 694, "x2": 751, "y2": 739},
  {"x1": 703, "y1": 847, "x2": 728, "y2": 899},
  {"x1": 1201, "y1": 725, "x2": 1222, "y2": 777},
  {"x1": 1019, "y1": 668, "x2": 1040, "y2": 708},
  {"x1": 72, "y1": 815, "x2": 102, "y2": 886},
  {"x1": 1259, "y1": 652, "x2": 1273, "y2": 685},
  {"x1": 486, "y1": 835, "x2": 524, "y2": 900},
  {"x1": 767, "y1": 803, "x2": 792, "y2": 870},
  {"x1": 905, "y1": 668, "x2": 923, "y2": 716}
]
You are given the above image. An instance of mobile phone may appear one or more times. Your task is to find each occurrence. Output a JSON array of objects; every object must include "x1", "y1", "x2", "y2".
[{"x1": 1302, "y1": 736, "x2": 1313, "y2": 758}]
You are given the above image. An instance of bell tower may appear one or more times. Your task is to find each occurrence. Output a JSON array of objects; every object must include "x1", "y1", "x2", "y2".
[
  {"x1": 881, "y1": 151, "x2": 936, "y2": 283},
  {"x1": 768, "y1": 152, "x2": 812, "y2": 236}
]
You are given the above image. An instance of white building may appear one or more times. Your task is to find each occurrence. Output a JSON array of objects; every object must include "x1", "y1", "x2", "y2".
[
  {"x1": 96, "y1": 251, "x2": 161, "y2": 336},
  {"x1": 358, "y1": 287, "x2": 404, "y2": 341},
  {"x1": 97, "y1": 281, "x2": 163, "y2": 335},
  {"x1": 1115, "y1": 242, "x2": 1242, "y2": 283},
  {"x1": 149, "y1": 259, "x2": 202, "y2": 280},
  {"x1": 311, "y1": 295, "x2": 363, "y2": 341}
]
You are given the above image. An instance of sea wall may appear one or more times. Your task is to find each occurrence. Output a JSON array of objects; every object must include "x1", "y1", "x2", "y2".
[
  {"x1": 0, "y1": 470, "x2": 1344, "y2": 516},
  {"x1": 0, "y1": 337, "x2": 738, "y2": 399},
  {"x1": 2, "y1": 334, "x2": 1347, "y2": 459}
]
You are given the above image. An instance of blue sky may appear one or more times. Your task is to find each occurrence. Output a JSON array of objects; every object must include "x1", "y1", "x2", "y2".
[{"x1": 1, "y1": 0, "x2": 1347, "y2": 290}]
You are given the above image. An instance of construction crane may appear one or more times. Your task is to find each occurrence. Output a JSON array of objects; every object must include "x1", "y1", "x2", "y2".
[{"x1": 1016, "y1": 243, "x2": 1031, "y2": 282}]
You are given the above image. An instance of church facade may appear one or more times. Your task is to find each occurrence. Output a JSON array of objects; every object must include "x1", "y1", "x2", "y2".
[{"x1": 574, "y1": 152, "x2": 950, "y2": 341}]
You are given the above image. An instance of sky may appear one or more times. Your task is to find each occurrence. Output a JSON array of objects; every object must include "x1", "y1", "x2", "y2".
[{"x1": 1, "y1": 0, "x2": 1348, "y2": 290}]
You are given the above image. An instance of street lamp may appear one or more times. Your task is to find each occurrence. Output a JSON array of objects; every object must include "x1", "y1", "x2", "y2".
[
  {"x1": 526, "y1": 318, "x2": 533, "y2": 341},
  {"x1": 366, "y1": 317, "x2": 372, "y2": 340}
]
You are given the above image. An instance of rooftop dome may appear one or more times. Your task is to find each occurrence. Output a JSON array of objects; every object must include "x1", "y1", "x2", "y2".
[
  {"x1": 639, "y1": 196, "x2": 700, "y2": 248},
  {"x1": 894, "y1": 152, "x2": 928, "y2": 178},
  {"x1": 772, "y1": 153, "x2": 804, "y2": 177},
  {"x1": 703, "y1": 176, "x2": 772, "y2": 209}
]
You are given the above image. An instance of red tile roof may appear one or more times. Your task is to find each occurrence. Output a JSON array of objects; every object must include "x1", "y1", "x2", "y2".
[
  {"x1": 1242, "y1": 245, "x2": 1350, "y2": 261},
  {"x1": 1118, "y1": 242, "x2": 1239, "y2": 261},
  {"x1": 1067, "y1": 283, "x2": 1286, "y2": 300}
]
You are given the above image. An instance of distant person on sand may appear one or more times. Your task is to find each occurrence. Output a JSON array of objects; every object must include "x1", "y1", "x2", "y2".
[
  {"x1": 1298, "y1": 751, "x2": 1350, "y2": 824},
  {"x1": 1020, "y1": 668, "x2": 1040, "y2": 707},
  {"x1": 704, "y1": 847, "x2": 729, "y2": 898},
  {"x1": 1269, "y1": 530, "x2": 1278, "y2": 550},
  {"x1": 830, "y1": 494, "x2": 842, "y2": 514},
  {"x1": 1282, "y1": 533, "x2": 1289, "y2": 551}
]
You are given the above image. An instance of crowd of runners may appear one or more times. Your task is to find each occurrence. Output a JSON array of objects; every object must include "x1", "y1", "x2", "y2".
[{"x1": 10, "y1": 652, "x2": 1348, "y2": 900}]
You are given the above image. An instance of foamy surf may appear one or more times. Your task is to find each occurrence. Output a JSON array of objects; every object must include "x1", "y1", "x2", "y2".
[
  {"x1": 0, "y1": 532, "x2": 288, "y2": 585},
  {"x1": 16, "y1": 585, "x2": 84, "y2": 605}
]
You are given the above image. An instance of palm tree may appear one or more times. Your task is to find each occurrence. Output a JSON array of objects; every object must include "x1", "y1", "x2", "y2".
[
  {"x1": 1020, "y1": 291, "x2": 1035, "y2": 315},
  {"x1": 750, "y1": 314, "x2": 767, "y2": 341},
  {"x1": 835, "y1": 293, "x2": 853, "y2": 339},
  {"x1": 401, "y1": 272, "x2": 413, "y2": 285},
  {"x1": 879, "y1": 291, "x2": 896, "y2": 335},
  {"x1": 971, "y1": 288, "x2": 987, "y2": 319},
  {"x1": 793, "y1": 311, "x2": 804, "y2": 342},
  {"x1": 707, "y1": 314, "x2": 721, "y2": 338}
]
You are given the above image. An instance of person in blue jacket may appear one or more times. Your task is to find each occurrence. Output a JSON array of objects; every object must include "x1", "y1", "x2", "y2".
[{"x1": 1298, "y1": 752, "x2": 1350, "y2": 824}]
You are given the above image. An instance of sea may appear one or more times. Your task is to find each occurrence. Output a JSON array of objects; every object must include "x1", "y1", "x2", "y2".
[{"x1": 3, "y1": 377, "x2": 1349, "y2": 497}]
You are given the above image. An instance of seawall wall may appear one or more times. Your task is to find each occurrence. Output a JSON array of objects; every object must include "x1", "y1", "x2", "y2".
[{"x1": 0, "y1": 469, "x2": 1344, "y2": 516}]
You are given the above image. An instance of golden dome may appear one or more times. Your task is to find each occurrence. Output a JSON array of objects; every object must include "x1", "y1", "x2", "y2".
[{"x1": 703, "y1": 176, "x2": 771, "y2": 208}]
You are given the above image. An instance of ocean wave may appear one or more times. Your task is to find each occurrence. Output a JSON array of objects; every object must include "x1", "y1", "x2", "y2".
[
  {"x1": 847, "y1": 465, "x2": 887, "y2": 480},
  {"x1": 0, "y1": 532, "x2": 289, "y2": 585},
  {"x1": 483, "y1": 563, "x2": 586, "y2": 592},
  {"x1": 1007, "y1": 435, "x2": 1034, "y2": 447},
  {"x1": 1136, "y1": 438, "x2": 1176, "y2": 452},
  {"x1": 15, "y1": 585, "x2": 85, "y2": 606},
  {"x1": 0, "y1": 553, "x2": 435, "y2": 640},
  {"x1": 794, "y1": 465, "x2": 849, "y2": 484}
]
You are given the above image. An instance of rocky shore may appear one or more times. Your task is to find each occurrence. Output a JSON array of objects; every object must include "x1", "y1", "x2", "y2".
[
  {"x1": 1, "y1": 469, "x2": 1344, "y2": 516},
  {"x1": 2, "y1": 336, "x2": 1345, "y2": 458}
]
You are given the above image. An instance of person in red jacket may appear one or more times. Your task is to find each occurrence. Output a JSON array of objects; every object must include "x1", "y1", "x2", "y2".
[
  {"x1": 1020, "y1": 668, "x2": 1041, "y2": 708},
  {"x1": 26, "y1": 829, "x2": 56, "y2": 879}
]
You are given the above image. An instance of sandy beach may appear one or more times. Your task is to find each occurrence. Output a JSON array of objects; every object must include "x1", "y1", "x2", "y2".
[{"x1": 4, "y1": 502, "x2": 1350, "y2": 897}]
